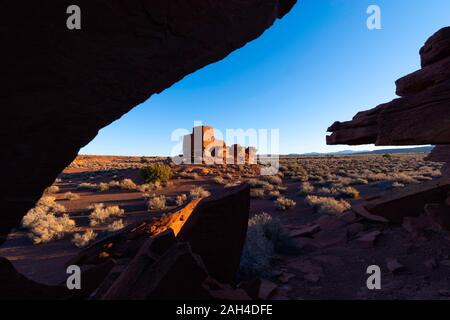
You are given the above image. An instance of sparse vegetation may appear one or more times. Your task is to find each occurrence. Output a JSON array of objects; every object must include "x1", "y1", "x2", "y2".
[
  {"x1": 72, "y1": 229, "x2": 97, "y2": 248},
  {"x1": 189, "y1": 187, "x2": 211, "y2": 199},
  {"x1": 239, "y1": 212, "x2": 297, "y2": 279},
  {"x1": 305, "y1": 195, "x2": 351, "y2": 214},
  {"x1": 44, "y1": 185, "x2": 60, "y2": 194},
  {"x1": 298, "y1": 182, "x2": 314, "y2": 196},
  {"x1": 89, "y1": 203, "x2": 124, "y2": 226},
  {"x1": 140, "y1": 163, "x2": 173, "y2": 183},
  {"x1": 148, "y1": 195, "x2": 167, "y2": 211},
  {"x1": 274, "y1": 196, "x2": 296, "y2": 211},
  {"x1": 250, "y1": 188, "x2": 265, "y2": 198},
  {"x1": 176, "y1": 194, "x2": 187, "y2": 206},
  {"x1": 21, "y1": 197, "x2": 75, "y2": 244},
  {"x1": 107, "y1": 219, "x2": 125, "y2": 232},
  {"x1": 64, "y1": 192, "x2": 80, "y2": 201}
]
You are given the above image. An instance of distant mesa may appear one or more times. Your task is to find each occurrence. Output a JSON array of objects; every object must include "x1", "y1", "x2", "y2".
[{"x1": 182, "y1": 126, "x2": 257, "y2": 165}]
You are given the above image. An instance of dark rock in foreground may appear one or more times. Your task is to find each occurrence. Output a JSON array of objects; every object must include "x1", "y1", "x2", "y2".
[{"x1": 0, "y1": 0, "x2": 297, "y2": 244}]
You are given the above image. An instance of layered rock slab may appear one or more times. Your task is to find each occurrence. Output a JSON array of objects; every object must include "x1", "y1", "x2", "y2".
[{"x1": 326, "y1": 27, "x2": 450, "y2": 146}]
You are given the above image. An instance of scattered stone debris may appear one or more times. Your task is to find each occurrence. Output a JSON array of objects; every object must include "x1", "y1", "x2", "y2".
[
  {"x1": 356, "y1": 230, "x2": 381, "y2": 248},
  {"x1": 386, "y1": 258, "x2": 406, "y2": 274}
]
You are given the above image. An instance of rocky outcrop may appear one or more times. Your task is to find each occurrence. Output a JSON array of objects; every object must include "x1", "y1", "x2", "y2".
[
  {"x1": 326, "y1": 26, "x2": 450, "y2": 225},
  {"x1": 0, "y1": 0, "x2": 296, "y2": 244},
  {"x1": 327, "y1": 27, "x2": 450, "y2": 146},
  {"x1": 426, "y1": 145, "x2": 450, "y2": 178},
  {"x1": 177, "y1": 184, "x2": 250, "y2": 283},
  {"x1": 182, "y1": 126, "x2": 257, "y2": 165}
]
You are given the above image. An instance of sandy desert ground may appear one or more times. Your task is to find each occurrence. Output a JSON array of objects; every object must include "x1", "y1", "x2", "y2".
[{"x1": 2, "y1": 153, "x2": 450, "y2": 299}]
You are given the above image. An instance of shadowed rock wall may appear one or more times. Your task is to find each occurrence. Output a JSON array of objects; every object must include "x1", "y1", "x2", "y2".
[{"x1": 0, "y1": 0, "x2": 296, "y2": 243}]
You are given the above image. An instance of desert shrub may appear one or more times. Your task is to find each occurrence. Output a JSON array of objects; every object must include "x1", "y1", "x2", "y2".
[
  {"x1": 107, "y1": 180, "x2": 121, "y2": 188},
  {"x1": 97, "y1": 182, "x2": 110, "y2": 192},
  {"x1": 89, "y1": 203, "x2": 124, "y2": 226},
  {"x1": 77, "y1": 182, "x2": 99, "y2": 191},
  {"x1": 316, "y1": 187, "x2": 339, "y2": 197},
  {"x1": 64, "y1": 192, "x2": 80, "y2": 201},
  {"x1": 372, "y1": 180, "x2": 405, "y2": 190},
  {"x1": 44, "y1": 185, "x2": 60, "y2": 194},
  {"x1": 213, "y1": 176, "x2": 225, "y2": 185},
  {"x1": 176, "y1": 194, "x2": 187, "y2": 206},
  {"x1": 298, "y1": 182, "x2": 314, "y2": 196},
  {"x1": 224, "y1": 181, "x2": 242, "y2": 188},
  {"x1": 138, "y1": 183, "x2": 153, "y2": 193},
  {"x1": 34, "y1": 196, "x2": 66, "y2": 213},
  {"x1": 337, "y1": 186, "x2": 360, "y2": 199},
  {"x1": 264, "y1": 176, "x2": 283, "y2": 186},
  {"x1": 140, "y1": 163, "x2": 173, "y2": 183},
  {"x1": 107, "y1": 219, "x2": 125, "y2": 232},
  {"x1": 72, "y1": 229, "x2": 97, "y2": 248},
  {"x1": 291, "y1": 175, "x2": 309, "y2": 182},
  {"x1": 250, "y1": 188, "x2": 265, "y2": 198},
  {"x1": 239, "y1": 213, "x2": 296, "y2": 279},
  {"x1": 189, "y1": 187, "x2": 211, "y2": 199},
  {"x1": 274, "y1": 197, "x2": 296, "y2": 211},
  {"x1": 148, "y1": 195, "x2": 167, "y2": 211},
  {"x1": 247, "y1": 179, "x2": 270, "y2": 188},
  {"x1": 118, "y1": 178, "x2": 137, "y2": 190},
  {"x1": 390, "y1": 173, "x2": 418, "y2": 184},
  {"x1": 365, "y1": 173, "x2": 389, "y2": 182},
  {"x1": 268, "y1": 190, "x2": 281, "y2": 199},
  {"x1": 305, "y1": 195, "x2": 351, "y2": 214},
  {"x1": 22, "y1": 197, "x2": 75, "y2": 244},
  {"x1": 179, "y1": 172, "x2": 199, "y2": 180},
  {"x1": 391, "y1": 181, "x2": 405, "y2": 188}
]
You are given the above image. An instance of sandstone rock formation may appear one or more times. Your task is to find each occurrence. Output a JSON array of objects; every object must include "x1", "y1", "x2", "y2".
[
  {"x1": 327, "y1": 27, "x2": 450, "y2": 147},
  {"x1": 327, "y1": 26, "x2": 450, "y2": 224},
  {"x1": 0, "y1": 0, "x2": 296, "y2": 244},
  {"x1": 182, "y1": 126, "x2": 257, "y2": 165}
]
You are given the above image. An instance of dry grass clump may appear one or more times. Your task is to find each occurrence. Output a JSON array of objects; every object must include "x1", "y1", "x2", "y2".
[
  {"x1": 305, "y1": 195, "x2": 351, "y2": 214},
  {"x1": 239, "y1": 212, "x2": 297, "y2": 279},
  {"x1": 250, "y1": 188, "x2": 265, "y2": 198},
  {"x1": 178, "y1": 172, "x2": 199, "y2": 180},
  {"x1": 21, "y1": 196, "x2": 75, "y2": 244},
  {"x1": 264, "y1": 175, "x2": 283, "y2": 186},
  {"x1": 118, "y1": 178, "x2": 137, "y2": 190},
  {"x1": 89, "y1": 203, "x2": 124, "y2": 226},
  {"x1": 213, "y1": 176, "x2": 225, "y2": 185},
  {"x1": 175, "y1": 194, "x2": 188, "y2": 206},
  {"x1": 44, "y1": 185, "x2": 60, "y2": 194},
  {"x1": 72, "y1": 229, "x2": 97, "y2": 248},
  {"x1": 224, "y1": 181, "x2": 243, "y2": 188},
  {"x1": 64, "y1": 192, "x2": 80, "y2": 201},
  {"x1": 107, "y1": 219, "x2": 125, "y2": 232},
  {"x1": 268, "y1": 190, "x2": 281, "y2": 199},
  {"x1": 298, "y1": 182, "x2": 314, "y2": 196},
  {"x1": 77, "y1": 182, "x2": 99, "y2": 191},
  {"x1": 337, "y1": 186, "x2": 360, "y2": 199},
  {"x1": 189, "y1": 187, "x2": 211, "y2": 199},
  {"x1": 78, "y1": 179, "x2": 139, "y2": 192},
  {"x1": 148, "y1": 195, "x2": 167, "y2": 211},
  {"x1": 274, "y1": 197, "x2": 296, "y2": 211}
]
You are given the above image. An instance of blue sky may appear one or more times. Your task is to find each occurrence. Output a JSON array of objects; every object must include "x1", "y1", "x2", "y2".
[{"x1": 81, "y1": 0, "x2": 450, "y2": 156}]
